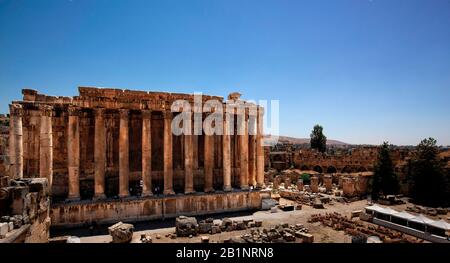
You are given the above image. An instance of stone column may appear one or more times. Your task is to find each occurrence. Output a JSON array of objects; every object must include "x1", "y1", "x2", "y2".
[
  {"x1": 256, "y1": 107, "x2": 265, "y2": 189},
  {"x1": 239, "y1": 113, "x2": 249, "y2": 190},
  {"x1": 67, "y1": 106, "x2": 80, "y2": 200},
  {"x1": 163, "y1": 111, "x2": 175, "y2": 195},
  {"x1": 9, "y1": 104, "x2": 24, "y2": 180},
  {"x1": 310, "y1": 176, "x2": 319, "y2": 193},
  {"x1": 204, "y1": 113, "x2": 214, "y2": 192},
  {"x1": 39, "y1": 105, "x2": 53, "y2": 189},
  {"x1": 94, "y1": 108, "x2": 106, "y2": 199},
  {"x1": 297, "y1": 179, "x2": 304, "y2": 191},
  {"x1": 184, "y1": 112, "x2": 195, "y2": 194},
  {"x1": 141, "y1": 110, "x2": 153, "y2": 196},
  {"x1": 222, "y1": 111, "x2": 232, "y2": 191},
  {"x1": 248, "y1": 111, "x2": 257, "y2": 187},
  {"x1": 119, "y1": 109, "x2": 130, "y2": 198},
  {"x1": 324, "y1": 175, "x2": 333, "y2": 193}
]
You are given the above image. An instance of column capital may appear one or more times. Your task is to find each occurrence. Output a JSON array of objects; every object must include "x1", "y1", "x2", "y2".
[
  {"x1": 94, "y1": 108, "x2": 105, "y2": 117},
  {"x1": 119, "y1": 109, "x2": 129, "y2": 119},
  {"x1": 9, "y1": 104, "x2": 24, "y2": 117},
  {"x1": 68, "y1": 106, "x2": 81, "y2": 116},
  {"x1": 142, "y1": 109, "x2": 152, "y2": 119},
  {"x1": 39, "y1": 104, "x2": 54, "y2": 117},
  {"x1": 163, "y1": 110, "x2": 172, "y2": 119},
  {"x1": 257, "y1": 106, "x2": 265, "y2": 115}
]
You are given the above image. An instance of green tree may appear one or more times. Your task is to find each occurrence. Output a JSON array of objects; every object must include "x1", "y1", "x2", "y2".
[
  {"x1": 310, "y1": 124, "x2": 327, "y2": 153},
  {"x1": 301, "y1": 173, "x2": 311, "y2": 184},
  {"x1": 371, "y1": 142, "x2": 399, "y2": 200},
  {"x1": 409, "y1": 138, "x2": 449, "y2": 207}
]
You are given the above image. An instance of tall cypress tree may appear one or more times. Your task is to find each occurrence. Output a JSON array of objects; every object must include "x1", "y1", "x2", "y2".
[
  {"x1": 371, "y1": 142, "x2": 399, "y2": 200},
  {"x1": 310, "y1": 125, "x2": 327, "y2": 153}
]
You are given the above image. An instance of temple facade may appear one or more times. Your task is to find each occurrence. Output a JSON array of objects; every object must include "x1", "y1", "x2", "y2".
[{"x1": 8, "y1": 87, "x2": 265, "y2": 203}]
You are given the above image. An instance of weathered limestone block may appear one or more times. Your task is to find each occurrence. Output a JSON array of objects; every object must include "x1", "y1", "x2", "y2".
[
  {"x1": 343, "y1": 177, "x2": 356, "y2": 197},
  {"x1": 0, "y1": 222, "x2": 8, "y2": 237},
  {"x1": 108, "y1": 222, "x2": 134, "y2": 243},
  {"x1": 310, "y1": 176, "x2": 319, "y2": 193},
  {"x1": 297, "y1": 179, "x2": 304, "y2": 191},
  {"x1": 324, "y1": 175, "x2": 332, "y2": 192},
  {"x1": 198, "y1": 221, "x2": 213, "y2": 234},
  {"x1": 297, "y1": 232, "x2": 314, "y2": 243},
  {"x1": 175, "y1": 216, "x2": 198, "y2": 237}
]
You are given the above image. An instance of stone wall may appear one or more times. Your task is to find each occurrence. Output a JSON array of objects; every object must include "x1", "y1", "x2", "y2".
[
  {"x1": 0, "y1": 178, "x2": 51, "y2": 243},
  {"x1": 50, "y1": 190, "x2": 262, "y2": 228}
]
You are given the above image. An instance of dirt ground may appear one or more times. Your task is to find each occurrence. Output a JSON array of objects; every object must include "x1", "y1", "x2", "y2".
[{"x1": 80, "y1": 198, "x2": 376, "y2": 243}]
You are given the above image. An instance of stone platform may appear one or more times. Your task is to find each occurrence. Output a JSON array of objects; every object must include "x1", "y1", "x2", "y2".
[{"x1": 50, "y1": 190, "x2": 262, "y2": 228}]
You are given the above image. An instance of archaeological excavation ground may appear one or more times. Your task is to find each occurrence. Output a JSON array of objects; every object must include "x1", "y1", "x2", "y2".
[{"x1": 0, "y1": 87, "x2": 449, "y2": 244}]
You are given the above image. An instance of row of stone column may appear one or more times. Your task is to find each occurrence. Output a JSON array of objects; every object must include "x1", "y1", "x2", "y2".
[
  {"x1": 9, "y1": 104, "x2": 54, "y2": 190},
  {"x1": 9, "y1": 104, "x2": 265, "y2": 200}
]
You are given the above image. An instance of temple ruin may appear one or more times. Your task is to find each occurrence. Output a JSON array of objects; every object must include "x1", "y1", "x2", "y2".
[{"x1": 5, "y1": 87, "x2": 266, "y2": 227}]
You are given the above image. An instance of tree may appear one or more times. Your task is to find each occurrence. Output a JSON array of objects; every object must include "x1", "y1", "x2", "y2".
[
  {"x1": 371, "y1": 142, "x2": 399, "y2": 200},
  {"x1": 409, "y1": 138, "x2": 449, "y2": 207},
  {"x1": 310, "y1": 124, "x2": 327, "y2": 153}
]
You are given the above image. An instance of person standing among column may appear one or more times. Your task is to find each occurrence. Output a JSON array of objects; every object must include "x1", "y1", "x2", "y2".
[
  {"x1": 256, "y1": 106, "x2": 265, "y2": 189},
  {"x1": 67, "y1": 106, "x2": 80, "y2": 200},
  {"x1": 119, "y1": 109, "x2": 130, "y2": 198},
  {"x1": 39, "y1": 105, "x2": 53, "y2": 190},
  {"x1": 9, "y1": 104, "x2": 24, "y2": 180},
  {"x1": 141, "y1": 109, "x2": 153, "y2": 197},
  {"x1": 94, "y1": 108, "x2": 106, "y2": 199},
  {"x1": 163, "y1": 110, "x2": 175, "y2": 195}
]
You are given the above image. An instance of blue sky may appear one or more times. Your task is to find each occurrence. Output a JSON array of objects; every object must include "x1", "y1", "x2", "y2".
[{"x1": 1, "y1": 0, "x2": 449, "y2": 145}]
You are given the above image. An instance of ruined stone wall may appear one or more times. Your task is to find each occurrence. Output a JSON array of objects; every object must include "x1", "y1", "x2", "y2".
[
  {"x1": 51, "y1": 191, "x2": 262, "y2": 227},
  {"x1": 0, "y1": 178, "x2": 50, "y2": 243}
]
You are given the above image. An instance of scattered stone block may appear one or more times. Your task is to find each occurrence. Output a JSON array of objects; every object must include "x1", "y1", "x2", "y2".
[
  {"x1": 140, "y1": 233, "x2": 152, "y2": 243},
  {"x1": 0, "y1": 222, "x2": 9, "y2": 237},
  {"x1": 255, "y1": 220, "x2": 263, "y2": 227},
  {"x1": 175, "y1": 216, "x2": 199, "y2": 237},
  {"x1": 297, "y1": 232, "x2": 314, "y2": 243},
  {"x1": 201, "y1": 236, "x2": 209, "y2": 243},
  {"x1": 108, "y1": 222, "x2": 134, "y2": 243},
  {"x1": 313, "y1": 198, "x2": 324, "y2": 209}
]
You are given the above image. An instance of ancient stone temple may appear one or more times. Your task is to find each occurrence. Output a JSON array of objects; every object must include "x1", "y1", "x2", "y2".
[{"x1": 8, "y1": 87, "x2": 265, "y2": 226}]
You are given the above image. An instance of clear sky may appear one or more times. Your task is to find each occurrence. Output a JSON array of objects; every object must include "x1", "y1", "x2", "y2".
[{"x1": 1, "y1": 0, "x2": 449, "y2": 146}]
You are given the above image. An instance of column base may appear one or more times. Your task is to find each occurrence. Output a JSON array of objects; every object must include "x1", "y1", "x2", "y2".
[
  {"x1": 119, "y1": 193, "x2": 130, "y2": 199},
  {"x1": 141, "y1": 191, "x2": 153, "y2": 197},
  {"x1": 223, "y1": 186, "x2": 233, "y2": 192},
  {"x1": 184, "y1": 189, "x2": 196, "y2": 194},
  {"x1": 204, "y1": 188, "x2": 214, "y2": 193},
  {"x1": 256, "y1": 183, "x2": 265, "y2": 189},
  {"x1": 66, "y1": 196, "x2": 80, "y2": 202},
  {"x1": 163, "y1": 189, "x2": 175, "y2": 195},
  {"x1": 240, "y1": 185, "x2": 249, "y2": 190},
  {"x1": 93, "y1": 193, "x2": 106, "y2": 200}
]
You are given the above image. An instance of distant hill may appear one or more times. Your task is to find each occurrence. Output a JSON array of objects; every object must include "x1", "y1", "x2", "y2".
[{"x1": 276, "y1": 136, "x2": 349, "y2": 146}]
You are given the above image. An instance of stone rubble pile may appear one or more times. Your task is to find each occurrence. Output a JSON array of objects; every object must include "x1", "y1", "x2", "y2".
[
  {"x1": 224, "y1": 223, "x2": 313, "y2": 243},
  {"x1": 406, "y1": 205, "x2": 448, "y2": 217},
  {"x1": 0, "y1": 178, "x2": 50, "y2": 241},
  {"x1": 308, "y1": 212, "x2": 423, "y2": 243},
  {"x1": 174, "y1": 216, "x2": 264, "y2": 238}
]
